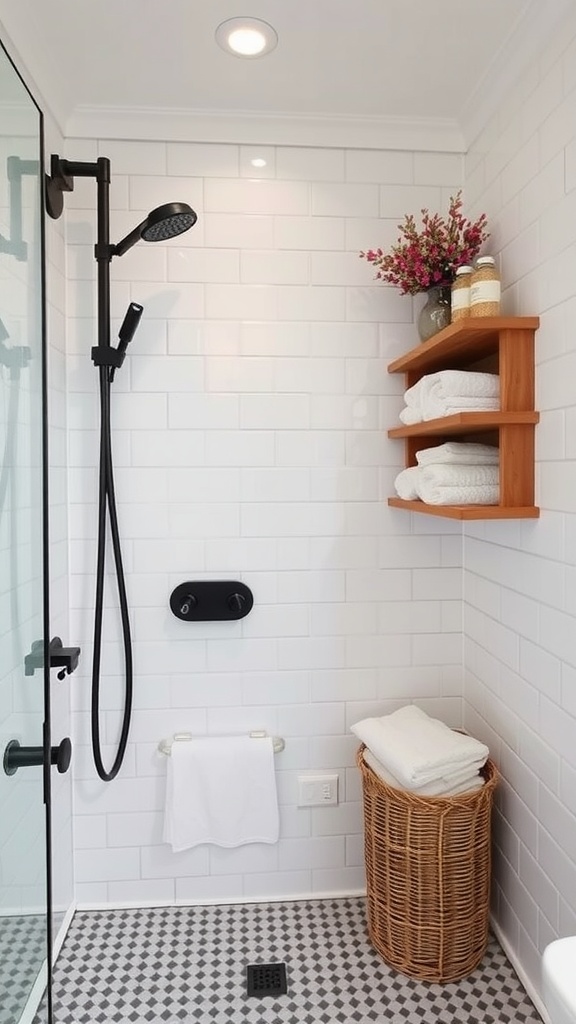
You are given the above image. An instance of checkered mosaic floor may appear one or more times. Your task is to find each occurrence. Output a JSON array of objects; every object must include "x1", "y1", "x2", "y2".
[
  {"x1": 44, "y1": 897, "x2": 543, "y2": 1024},
  {"x1": 0, "y1": 913, "x2": 46, "y2": 1024}
]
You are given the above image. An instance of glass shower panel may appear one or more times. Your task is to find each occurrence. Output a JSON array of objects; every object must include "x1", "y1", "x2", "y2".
[{"x1": 0, "y1": 42, "x2": 49, "y2": 1024}]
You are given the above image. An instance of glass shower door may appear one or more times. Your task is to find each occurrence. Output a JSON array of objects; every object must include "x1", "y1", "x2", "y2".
[{"x1": 0, "y1": 41, "x2": 50, "y2": 1024}]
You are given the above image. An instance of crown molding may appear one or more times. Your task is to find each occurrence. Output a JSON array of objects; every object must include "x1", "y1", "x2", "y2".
[
  {"x1": 65, "y1": 105, "x2": 465, "y2": 153},
  {"x1": 460, "y1": 0, "x2": 574, "y2": 148},
  {"x1": 5, "y1": 1, "x2": 572, "y2": 157}
]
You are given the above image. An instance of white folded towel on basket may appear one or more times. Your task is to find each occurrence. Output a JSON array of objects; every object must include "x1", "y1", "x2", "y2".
[
  {"x1": 163, "y1": 735, "x2": 280, "y2": 851},
  {"x1": 362, "y1": 748, "x2": 485, "y2": 797},
  {"x1": 351, "y1": 705, "x2": 489, "y2": 788}
]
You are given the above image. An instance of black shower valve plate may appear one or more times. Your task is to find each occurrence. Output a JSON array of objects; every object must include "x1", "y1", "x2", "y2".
[{"x1": 170, "y1": 580, "x2": 254, "y2": 621}]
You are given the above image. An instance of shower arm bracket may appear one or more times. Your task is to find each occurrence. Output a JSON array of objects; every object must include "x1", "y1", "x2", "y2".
[
  {"x1": 94, "y1": 241, "x2": 115, "y2": 262},
  {"x1": 45, "y1": 155, "x2": 109, "y2": 220}
]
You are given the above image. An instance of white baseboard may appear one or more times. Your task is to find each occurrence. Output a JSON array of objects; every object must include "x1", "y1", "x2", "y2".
[
  {"x1": 489, "y1": 917, "x2": 550, "y2": 1024},
  {"x1": 76, "y1": 888, "x2": 367, "y2": 912},
  {"x1": 0, "y1": 905, "x2": 47, "y2": 918}
]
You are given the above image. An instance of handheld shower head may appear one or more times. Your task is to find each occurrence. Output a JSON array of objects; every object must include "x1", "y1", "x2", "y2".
[
  {"x1": 113, "y1": 201, "x2": 197, "y2": 257},
  {"x1": 105, "y1": 302, "x2": 144, "y2": 381},
  {"x1": 141, "y1": 202, "x2": 197, "y2": 242}
]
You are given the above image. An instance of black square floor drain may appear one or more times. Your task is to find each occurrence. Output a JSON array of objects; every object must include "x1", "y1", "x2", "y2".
[{"x1": 246, "y1": 962, "x2": 288, "y2": 997}]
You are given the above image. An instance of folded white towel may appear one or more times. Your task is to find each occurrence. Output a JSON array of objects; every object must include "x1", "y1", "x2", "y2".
[
  {"x1": 422, "y1": 395, "x2": 500, "y2": 421},
  {"x1": 394, "y1": 466, "x2": 420, "y2": 500},
  {"x1": 400, "y1": 396, "x2": 499, "y2": 423},
  {"x1": 417, "y1": 464, "x2": 499, "y2": 505},
  {"x1": 362, "y1": 748, "x2": 485, "y2": 797},
  {"x1": 399, "y1": 405, "x2": 424, "y2": 425},
  {"x1": 350, "y1": 704, "x2": 489, "y2": 787},
  {"x1": 421, "y1": 370, "x2": 499, "y2": 402},
  {"x1": 419, "y1": 464, "x2": 499, "y2": 488},
  {"x1": 404, "y1": 377, "x2": 425, "y2": 408},
  {"x1": 415, "y1": 442, "x2": 499, "y2": 466},
  {"x1": 418, "y1": 482, "x2": 499, "y2": 505},
  {"x1": 163, "y1": 736, "x2": 279, "y2": 851},
  {"x1": 404, "y1": 371, "x2": 499, "y2": 410}
]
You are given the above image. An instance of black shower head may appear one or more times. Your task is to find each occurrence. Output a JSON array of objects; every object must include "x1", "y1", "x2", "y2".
[
  {"x1": 44, "y1": 155, "x2": 198, "y2": 252},
  {"x1": 113, "y1": 202, "x2": 197, "y2": 257},
  {"x1": 141, "y1": 203, "x2": 197, "y2": 242}
]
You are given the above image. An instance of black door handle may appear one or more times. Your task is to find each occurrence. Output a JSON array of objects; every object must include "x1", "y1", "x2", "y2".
[{"x1": 3, "y1": 737, "x2": 72, "y2": 776}]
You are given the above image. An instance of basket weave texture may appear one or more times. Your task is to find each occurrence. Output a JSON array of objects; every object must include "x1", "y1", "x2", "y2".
[{"x1": 357, "y1": 744, "x2": 499, "y2": 983}]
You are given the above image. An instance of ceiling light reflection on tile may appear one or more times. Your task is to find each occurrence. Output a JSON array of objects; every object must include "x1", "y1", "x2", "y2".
[
  {"x1": 215, "y1": 18, "x2": 278, "y2": 58},
  {"x1": 240, "y1": 147, "x2": 275, "y2": 178}
]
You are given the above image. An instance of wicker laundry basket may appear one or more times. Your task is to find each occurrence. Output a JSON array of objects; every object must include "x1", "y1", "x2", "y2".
[{"x1": 357, "y1": 744, "x2": 499, "y2": 983}]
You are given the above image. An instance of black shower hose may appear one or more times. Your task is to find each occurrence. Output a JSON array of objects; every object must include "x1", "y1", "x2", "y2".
[{"x1": 91, "y1": 364, "x2": 133, "y2": 782}]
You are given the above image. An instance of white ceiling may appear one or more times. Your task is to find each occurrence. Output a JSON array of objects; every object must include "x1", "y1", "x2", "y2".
[{"x1": 0, "y1": 0, "x2": 569, "y2": 144}]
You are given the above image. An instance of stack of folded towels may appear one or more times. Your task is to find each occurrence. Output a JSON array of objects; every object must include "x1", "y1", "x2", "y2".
[
  {"x1": 394, "y1": 441, "x2": 499, "y2": 505},
  {"x1": 351, "y1": 704, "x2": 489, "y2": 797},
  {"x1": 399, "y1": 369, "x2": 499, "y2": 425}
]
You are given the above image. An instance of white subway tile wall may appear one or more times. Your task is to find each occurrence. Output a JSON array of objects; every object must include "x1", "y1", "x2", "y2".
[
  {"x1": 64, "y1": 136, "x2": 463, "y2": 905},
  {"x1": 462, "y1": 1, "x2": 576, "y2": 995}
]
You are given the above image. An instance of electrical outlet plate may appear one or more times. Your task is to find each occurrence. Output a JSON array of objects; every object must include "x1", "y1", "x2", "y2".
[{"x1": 297, "y1": 774, "x2": 339, "y2": 807}]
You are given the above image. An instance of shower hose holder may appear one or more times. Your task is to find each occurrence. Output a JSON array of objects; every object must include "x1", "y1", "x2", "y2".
[{"x1": 24, "y1": 636, "x2": 81, "y2": 680}]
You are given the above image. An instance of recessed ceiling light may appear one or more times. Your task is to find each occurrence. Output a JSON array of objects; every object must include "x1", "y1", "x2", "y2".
[{"x1": 215, "y1": 17, "x2": 278, "y2": 58}]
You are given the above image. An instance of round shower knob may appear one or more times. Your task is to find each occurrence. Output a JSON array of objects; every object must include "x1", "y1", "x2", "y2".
[
  {"x1": 179, "y1": 594, "x2": 198, "y2": 616},
  {"x1": 227, "y1": 593, "x2": 246, "y2": 614}
]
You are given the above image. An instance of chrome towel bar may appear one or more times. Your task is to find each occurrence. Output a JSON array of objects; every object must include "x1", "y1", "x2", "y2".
[{"x1": 158, "y1": 730, "x2": 285, "y2": 756}]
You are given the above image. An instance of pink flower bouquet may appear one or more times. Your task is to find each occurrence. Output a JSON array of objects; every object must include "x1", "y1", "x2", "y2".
[{"x1": 360, "y1": 191, "x2": 489, "y2": 295}]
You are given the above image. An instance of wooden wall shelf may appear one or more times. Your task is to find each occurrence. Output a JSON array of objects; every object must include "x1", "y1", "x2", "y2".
[{"x1": 387, "y1": 317, "x2": 540, "y2": 520}]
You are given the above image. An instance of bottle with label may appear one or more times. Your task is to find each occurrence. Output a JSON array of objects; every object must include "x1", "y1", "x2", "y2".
[
  {"x1": 450, "y1": 265, "x2": 473, "y2": 321},
  {"x1": 470, "y1": 256, "x2": 501, "y2": 317}
]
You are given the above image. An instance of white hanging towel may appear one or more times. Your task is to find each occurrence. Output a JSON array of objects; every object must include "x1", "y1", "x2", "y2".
[{"x1": 163, "y1": 735, "x2": 280, "y2": 851}]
